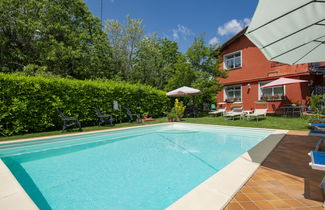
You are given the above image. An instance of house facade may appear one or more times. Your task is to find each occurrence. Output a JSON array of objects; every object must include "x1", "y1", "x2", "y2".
[{"x1": 216, "y1": 28, "x2": 325, "y2": 113}]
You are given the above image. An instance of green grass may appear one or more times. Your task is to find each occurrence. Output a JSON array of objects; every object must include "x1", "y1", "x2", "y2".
[
  {"x1": 180, "y1": 115, "x2": 310, "y2": 131},
  {"x1": 0, "y1": 115, "x2": 310, "y2": 142}
]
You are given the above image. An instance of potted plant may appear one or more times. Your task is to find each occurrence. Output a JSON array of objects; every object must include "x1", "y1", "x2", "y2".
[
  {"x1": 264, "y1": 95, "x2": 271, "y2": 101},
  {"x1": 174, "y1": 99, "x2": 186, "y2": 121},
  {"x1": 167, "y1": 111, "x2": 176, "y2": 122}
]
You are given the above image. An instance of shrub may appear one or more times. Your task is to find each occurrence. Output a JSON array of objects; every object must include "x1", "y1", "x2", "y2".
[
  {"x1": 173, "y1": 99, "x2": 186, "y2": 117},
  {"x1": 0, "y1": 73, "x2": 169, "y2": 135}
]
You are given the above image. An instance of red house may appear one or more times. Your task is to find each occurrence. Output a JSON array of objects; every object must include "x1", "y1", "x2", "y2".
[{"x1": 216, "y1": 28, "x2": 325, "y2": 113}]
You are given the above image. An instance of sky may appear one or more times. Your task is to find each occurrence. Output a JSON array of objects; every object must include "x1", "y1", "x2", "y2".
[{"x1": 83, "y1": 0, "x2": 259, "y2": 52}]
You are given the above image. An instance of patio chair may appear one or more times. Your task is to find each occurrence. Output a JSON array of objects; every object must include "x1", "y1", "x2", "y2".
[
  {"x1": 56, "y1": 109, "x2": 82, "y2": 132},
  {"x1": 224, "y1": 107, "x2": 243, "y2": 120},
  {"x1": 125, "y1": 107, "x2": 141, "y2": 123},
  {"x1": 208, "y1": 107, "x2": 226, "y2": 117},
  {"x1": 245, "y1": 108, "x2": 268, "y2": 122},
  {"x1": 95, "y1": 108, "x2": 114, "y2": 126}
]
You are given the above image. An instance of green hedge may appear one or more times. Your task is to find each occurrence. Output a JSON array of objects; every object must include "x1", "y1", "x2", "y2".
[{"x1": 0, "y1": 73, "x2": 169, "y2": 135}]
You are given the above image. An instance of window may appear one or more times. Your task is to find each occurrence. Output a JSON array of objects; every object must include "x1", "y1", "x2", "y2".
[
  {"x1": 259, "y1": 81, "x2": 285, "y2": 101},
  {"x1": 224, "y1": 51, "x2": 242, "y2": 70},
  {"x1": 224, "y1": 85, "x2": 242, "y2": 102}
]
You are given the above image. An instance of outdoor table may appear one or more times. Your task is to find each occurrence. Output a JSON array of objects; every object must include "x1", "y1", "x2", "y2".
[{"x1": 281, "y1": 105, "x2": 305, "y2": 117}]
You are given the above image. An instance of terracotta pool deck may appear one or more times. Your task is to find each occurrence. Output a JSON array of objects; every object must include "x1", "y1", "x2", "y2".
[{"x1": 225, "y1": 130, "x2": 325, "y2": 210}]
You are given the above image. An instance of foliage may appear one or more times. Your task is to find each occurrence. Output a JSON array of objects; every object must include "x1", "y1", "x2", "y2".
[
  {"x1": 131, "y1": 35, "x2": 179, "y2": 89},
  {"x1": 167, "y1": 111, "x2": 177, "y2": 118},
  {"x1": 105, "y1": 16, "x2": 144, "y2": 81},
  {"x1": 311, "y1": 95, "x2": 325, "y2": 114},
  {"x1": 0, "y1": 0, "x2": 113, "y2": 79},
  {"x1": 165, "y1": 55, "x2": 196, "y2": 90},
  {"x1": 308, "y1": 95, "x2": 325, "y2": 122},
  {"x1": 308, "y1": 117, "x2": 325, "y2": 124},
  {"x1": 166, "y1": 35, "x2": 226, "y2": 105},
  {"x1": 0, "y1": 73, "x2": 169, "y2": 135},
  {"x1": 173, "y1": 99, "x2": 186, "y2": 117}
]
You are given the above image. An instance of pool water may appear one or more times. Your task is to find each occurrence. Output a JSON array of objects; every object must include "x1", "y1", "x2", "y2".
[{"x1": 0, "y1": 124, "x2": 273, "y2": 210}]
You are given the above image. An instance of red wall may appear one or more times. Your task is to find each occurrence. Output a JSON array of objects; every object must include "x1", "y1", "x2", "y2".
[{"x1": 216, "y1": 35, "x2": 314, "y2": 113}]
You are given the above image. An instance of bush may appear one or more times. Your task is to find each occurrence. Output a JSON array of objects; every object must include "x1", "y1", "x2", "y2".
[{"x1": 0, "y1": 73, "x2": 169, "y2": 135}]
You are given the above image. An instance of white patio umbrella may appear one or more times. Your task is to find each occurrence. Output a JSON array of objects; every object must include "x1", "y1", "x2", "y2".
[
  {"x1": 246, "y1": 0, "x2": 325, "y2": 64},
  {"x1": 261, "y1": 77, "x2": 308, "y2": 88},
  {"x1": 166, "y1": 86, "x2": 202, "y2": 97}
]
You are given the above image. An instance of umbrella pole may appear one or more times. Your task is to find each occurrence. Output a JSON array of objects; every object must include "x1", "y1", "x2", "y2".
[{"x1": 192, "y1": 96, "x2": 196, "y2": 118}]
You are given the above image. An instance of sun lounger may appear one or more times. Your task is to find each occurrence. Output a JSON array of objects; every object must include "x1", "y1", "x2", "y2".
[
  {"x1": 208, "y1": 107, "x2": 226, "y2": 117},
  {"x1": 309, "y1": 123, "x2": 325, "y2": 130},
  {"x1": 309, "y1": 151, "x2": 325, "y2": 171},
  {"x1": 224, "y1": 107, "x2": 243, "y2": 120},
  {"x1": 310, "y1": 123, "x2": 325, "y2": 127},
  {"x1": 245, "y1": 108, "x2": 268, "y2": 122},
  {"x1": 308, "y1": 138, "x2": 325, "y2": 207},
  {"x1": 310, "y1": 130, "x2": 325, "y2": 137},
  {"x1": 309, "y1": 139, "x2": 325, "y2": 171}
]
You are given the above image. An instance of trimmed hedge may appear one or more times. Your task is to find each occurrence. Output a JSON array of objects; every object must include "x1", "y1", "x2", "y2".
[{"x1": 0, "y1": 73, "x2": 169, "y2": 135}]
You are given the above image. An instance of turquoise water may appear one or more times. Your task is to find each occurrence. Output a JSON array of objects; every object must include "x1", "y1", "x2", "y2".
[{"x1": 0, "y1": 124, "x2": 273, "y2": 210}]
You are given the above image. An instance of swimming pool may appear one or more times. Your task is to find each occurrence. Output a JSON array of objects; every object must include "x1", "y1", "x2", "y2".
[{"x1": 0, "y1": 123, "x2": 275, "y2": 209}]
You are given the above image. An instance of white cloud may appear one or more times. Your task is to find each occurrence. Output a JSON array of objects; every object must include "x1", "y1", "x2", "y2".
[
  {"x1": 172, "y1": 24, "x2": 193, "y2": 40},
  {"x1": 217, "y1": 18, "x2": 251, "y2": 36},
  {"x1": 243, "y1": 18, "x2": 251, "y2": 25},
  {"x1": 209, "y1": 37, "x2": 219, "y2": 45}
]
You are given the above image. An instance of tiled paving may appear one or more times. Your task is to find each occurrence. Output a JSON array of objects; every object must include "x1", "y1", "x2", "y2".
[{"x1": 225, "y1": 131, "x2": 325, "y2": 209}]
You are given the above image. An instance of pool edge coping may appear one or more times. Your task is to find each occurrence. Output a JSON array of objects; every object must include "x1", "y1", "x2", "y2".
[
  {"x1": 0, "y1": 160, "x2": 39, "y2": 210},
  {"x1": 0, "y1": 122, "x2": 171, "y2": 145},
  {"x1": 0, "y1": 122, "x2": 287, "y2": 209},
  {"x1": 167, "y1": 126, "x2": 288, "y2": 210}
]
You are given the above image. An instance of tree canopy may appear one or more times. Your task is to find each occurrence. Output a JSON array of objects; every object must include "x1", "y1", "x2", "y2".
[
  {"x1": 0, "y1": 0, "x2": 113, "y2": 79},
  {"x1": 0, "y1": 1, "x2": 226, "y2": 103}
]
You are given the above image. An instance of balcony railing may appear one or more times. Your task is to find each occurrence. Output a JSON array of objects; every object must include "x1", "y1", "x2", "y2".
[{"x1": 309, "y1": 63, "x2": 325, "y2": 75}]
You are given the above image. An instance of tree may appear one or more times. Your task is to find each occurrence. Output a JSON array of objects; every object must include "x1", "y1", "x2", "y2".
[
  {"x1": 105, "y1": 16, "x2": 144, "y2": 80},
  {"x1": 166, "y1": 35, "x2": 226, "y2": 105},
  {"x1": 186, "y1": 35, "x2": 226, "y2": 103},
  {"x1": 131, "y1": 35, "x2": 179, "y2": 89},
  {"x1": 165, "y1": 55, "x2": 196, "y2": 91},
  {"x1": 0, "y1": 0, "x2": 114, "y2": 79}
]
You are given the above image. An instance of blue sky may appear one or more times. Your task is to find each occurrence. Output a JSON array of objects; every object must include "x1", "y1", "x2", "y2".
[{"x1": 83, "y1": 0, "x2": 258, "y2": 52}]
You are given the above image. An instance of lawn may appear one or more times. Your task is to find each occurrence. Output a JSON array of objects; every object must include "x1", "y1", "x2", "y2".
[
  {"x1": 0, "y1": 115, "x2": 310, "y2": 142},
  {"x1": 181, "y1": 115, "x2": 310, "y2": 131}
]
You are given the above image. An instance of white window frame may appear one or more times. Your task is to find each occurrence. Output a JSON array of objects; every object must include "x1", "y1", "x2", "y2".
[
  {"x1": 258, "y1": 81, "x2": 286, "y2": 101},
  {"x1": 223, "y1": 50, "x2": 242, "y2": 70},
  {"x1": 224, "y1": 84, "x2": 242, "y2": 102}
]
